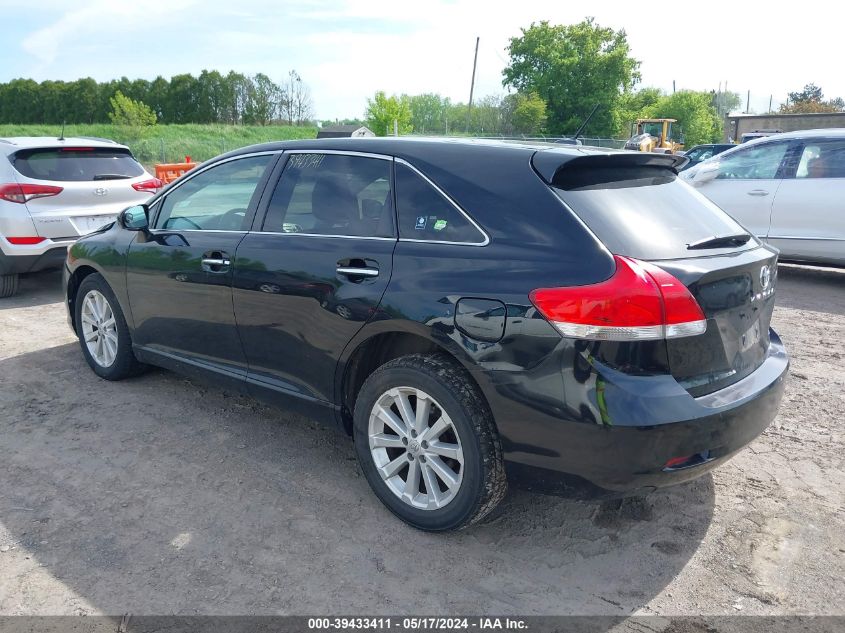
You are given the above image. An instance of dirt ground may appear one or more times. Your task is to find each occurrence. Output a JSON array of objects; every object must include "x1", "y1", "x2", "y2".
[{"x1": 0, "y1": 264, "x2": 842, "y2": 616}]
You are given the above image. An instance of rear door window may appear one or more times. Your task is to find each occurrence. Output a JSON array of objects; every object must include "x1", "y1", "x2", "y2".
[
  {"x1": 11, "y1": 147, "x2": 145, "y2": 182},
  {"x1": 795, "y1": 139, "x2": 845, "y2": 179},
  {"x1": 394, "y1": 162, "x2": 486, "y2": 244},
  {"x1": 262, "y1": 152, "x2": 394, "y2": 238},
  {"x1": 551, "y1": 165, "x2": 756, "y2": 260}
]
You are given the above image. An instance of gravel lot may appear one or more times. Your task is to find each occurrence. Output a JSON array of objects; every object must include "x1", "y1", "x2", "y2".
[{"x1": 0, "y1": 264, "x2": 842, "y2": 616}]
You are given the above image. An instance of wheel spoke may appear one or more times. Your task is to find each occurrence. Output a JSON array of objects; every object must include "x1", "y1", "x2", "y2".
[
  {"x1": 414, "y1": 394, "x2": 432, "y2": 434},
  {"x1": 422, "y1": 416, "x2": 449, "y2": 441},
  {"x1": 403, "y1": 458, "x2": 420, "y2": 503},
  {"x1": 427, "y1": 441, "x2": 462, "y2": 462},
  {"x1": 395, "y1": 391, "x2": 416, "y2": 429},
  {"x1": 371, "y1": 433, "x2": 405, "y2": 449},
  {"x1": 81, "y1": 314, "x2": 97, "y2": 327},
  {"x1": 84, "y1": 330, "x2": 98, "y2": 342},
  {"x1": 101, "y1": 316, "x2": 116, "y2": 330},
  {"x1": 421, "y1": 463, "x2": 442, "y2": 507},
  {"x1": 378, "y1": 454, "x2": 407, "y2": 480},
  {"x1": 427, "y1": 455, "x2": 459, "y2": 490},
  {"x1": 376, "y1": 405, "x2": 407, "y2": 437}
]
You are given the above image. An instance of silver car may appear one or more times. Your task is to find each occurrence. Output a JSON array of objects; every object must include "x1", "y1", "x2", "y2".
[
  {"x1": 682, "y1": 128, "x2": 845, "y2": 266},
  {"x1": 0, "y1": 136, "x2": 160, "y2": 297}
]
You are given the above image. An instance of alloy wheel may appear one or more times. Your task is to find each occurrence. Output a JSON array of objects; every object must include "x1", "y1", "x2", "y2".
[
  {"x1": 80, "y1": 290, "x2": 118, "y2": 367},
  {"x1": 368, "y1": 387, "x2": 464, "y2": 510}
]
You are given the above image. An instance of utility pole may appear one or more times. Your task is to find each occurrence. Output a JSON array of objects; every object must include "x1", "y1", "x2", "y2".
[
  {"x1": 768, "y1": 95, "x2": 773, "y2": 113},
  {"x1": 672, "y1": 80, "x2": 676, "y2": 94},
  {"x1": 746, "y1": 90, "x2": 750, "y2": 113},
  {"x1": 466, "y1": 36, "x2": 479, "y2": 134}
]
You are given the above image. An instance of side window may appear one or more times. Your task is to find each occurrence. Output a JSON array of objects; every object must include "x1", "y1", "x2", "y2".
[
  {"x1": 262, "y1": 153, "x2": 394, "y2": 238},
  {"x1": 796, "y1": 140, "x2": 845, "y2": 179},
  {"x1": 155, "y1": 155, "x2": 272, "y2": 230},
  {"x1": 395, "y1": 162, "x2": 485, "y2": 244},
  {"x1": 716, "y1": 142, "x2": 789, "y2": 180}
]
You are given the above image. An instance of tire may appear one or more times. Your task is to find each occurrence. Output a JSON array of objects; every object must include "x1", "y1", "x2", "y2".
[
  {"x1": 75, "y1": 273, "x2": 145, "y2": 380},
  {"x1": 353, "y1": 354, "x2": 507, "y2": 531},
  {"x1": 0, "y1": 273, "x2": 19, "y2": 298}
]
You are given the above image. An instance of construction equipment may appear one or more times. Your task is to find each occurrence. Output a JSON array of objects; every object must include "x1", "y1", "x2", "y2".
[{"x1": 624, "y1": 118, "x2": 684, "y2": 154}]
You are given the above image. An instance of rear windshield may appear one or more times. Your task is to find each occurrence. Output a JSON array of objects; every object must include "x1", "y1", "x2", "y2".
[
  {"x1": 551, "y1": 165, "x2": 755, "y2": 260},
  {"x1": 10, "y1": 147, "x2": 144, "y2": 182}
]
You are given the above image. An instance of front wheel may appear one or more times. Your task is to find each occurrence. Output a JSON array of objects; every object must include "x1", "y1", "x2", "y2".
[
  {"x1": 75, "y1": 273, "x2": 145, "y2": 380},
  {"x1": 353, "y1": 354, "x2": 507, "y2": 531}
]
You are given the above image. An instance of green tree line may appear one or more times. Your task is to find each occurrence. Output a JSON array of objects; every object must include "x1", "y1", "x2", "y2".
[{"x1": 0, "y1": 69, "x2": 314, "y2": 126}]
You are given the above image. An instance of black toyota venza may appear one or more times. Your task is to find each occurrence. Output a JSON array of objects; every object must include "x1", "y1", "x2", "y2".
[{"x1": 64, "y1": 138, "x2": 788, "y2": 531}]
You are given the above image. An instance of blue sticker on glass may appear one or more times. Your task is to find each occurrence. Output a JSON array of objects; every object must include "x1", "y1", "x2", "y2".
[{"x1": 415, "y1": 216, "x2": 427, "y2": 230}]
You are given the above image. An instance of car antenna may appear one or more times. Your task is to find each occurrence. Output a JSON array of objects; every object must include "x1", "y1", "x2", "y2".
[
  {"x1": 573, "y1": 104, "x2": 600, "y2": 141},
  {"x1": 58, "y1": 120, "x2": 65, "y2": 141}
]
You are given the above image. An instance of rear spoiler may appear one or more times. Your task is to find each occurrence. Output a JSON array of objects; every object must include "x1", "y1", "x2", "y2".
[{"x1": 532, "y1": 150, "x2": 688, "y2": 186}]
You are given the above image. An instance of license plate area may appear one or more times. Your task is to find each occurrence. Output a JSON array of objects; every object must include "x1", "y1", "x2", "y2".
[{"x1": 72, "y1": 215, "x2": 116, "y2": 235}]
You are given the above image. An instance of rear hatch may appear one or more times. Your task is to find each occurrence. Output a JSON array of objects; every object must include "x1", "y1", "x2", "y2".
[
  {"x1": 533, "y1": 150, "x2": 778, "y2": 396},
  {"x1": 9, "y1": 146, "x2": 153, "y2": 239}
]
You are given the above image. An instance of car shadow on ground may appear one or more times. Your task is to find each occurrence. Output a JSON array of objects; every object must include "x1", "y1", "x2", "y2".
[
  {"x1": 0, "y1": 340, "x2": 715, "y2": 615},
  {"x1": 0, "y1": 270, "x2": 65, "y2": 311}
]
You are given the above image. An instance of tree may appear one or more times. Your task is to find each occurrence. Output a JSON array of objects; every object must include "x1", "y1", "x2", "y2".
[
  {"x1": 503, "y1": 18, "x2": 640, "y2": 137},
  {"x1": 407, "y1": 93, "x2": 446, "y2": 133},
  {"x1": 780, "y1": 83, "x2": 844, "y2": 113},
  {"x1": 279, "y1": 70, "x2": 314, "y2": 125},
  {"x1": 108, "y1": 91, "x2": 157, "y2": 127},
  {"x1": 502, "y1": 91, "x2": 547, "y2": 134},
  {"x1": 365, "y1": 91, "x2": 413, "y2": 136}
]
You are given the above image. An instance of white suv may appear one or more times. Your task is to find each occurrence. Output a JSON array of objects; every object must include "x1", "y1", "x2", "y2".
[{"x1": 0, "y1": 136, "x2": 161, "y2": 297}]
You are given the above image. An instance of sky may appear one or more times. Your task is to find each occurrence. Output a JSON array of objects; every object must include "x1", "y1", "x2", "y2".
[{"x1": 1, "y1": 0, "x2": 843, "y2": 121}]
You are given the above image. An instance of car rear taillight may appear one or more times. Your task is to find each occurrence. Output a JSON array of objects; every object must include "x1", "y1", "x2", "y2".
[
  {"x1": 529, "y1": 255, "x2": 707, "y2": 341},
  {"x1": 0, "y1": 183, "x2": 64, "y2": 204},
  {"x1": 132, "y1": 178, "x2": 163, "y2": 193},
  {"x1": 5, "y1": 236, "x2": 47, "y2": 245}
]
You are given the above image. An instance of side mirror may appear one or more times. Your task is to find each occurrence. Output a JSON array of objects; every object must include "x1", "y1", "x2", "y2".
[
  {"x1": 692, "y1": 162, "x2": 720, "y2": 186},
  {"x1": 120, "y1": 205, "x2": 149, "y2": 231}
]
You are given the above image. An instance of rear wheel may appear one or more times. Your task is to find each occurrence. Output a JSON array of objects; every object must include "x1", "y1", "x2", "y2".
[
  {"x1": 353, "y1": 354, "x2": 507, "y2": 531},
  {"x1": 75, "y1": 273, "x2": 145, "y2": 380},
  {"x1": 0, "y1": 273, "x2": 19, "y2": 298}
]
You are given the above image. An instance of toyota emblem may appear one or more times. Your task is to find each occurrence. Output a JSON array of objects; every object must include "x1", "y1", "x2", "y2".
[
  {"x1": 760, "y1": 265, "x2": 771, "y2": 289},
  {"x1": 93, "y1": 187, "x2": 108, "y2": 196}
]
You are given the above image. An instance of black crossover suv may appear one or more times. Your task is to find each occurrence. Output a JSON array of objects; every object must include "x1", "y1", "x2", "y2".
[{"x1": 64, "y1": 138, "x2": 788, "y2": 531}]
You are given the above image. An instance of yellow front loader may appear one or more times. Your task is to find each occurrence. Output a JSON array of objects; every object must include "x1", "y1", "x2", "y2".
[{"x1": 624, "y1": 118, "x2": 684, "y2": 154}]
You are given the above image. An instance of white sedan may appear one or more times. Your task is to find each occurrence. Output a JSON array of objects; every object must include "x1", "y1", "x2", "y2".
[{"x1": 681, "y1": 128, "x2": 845, "y2": 266}]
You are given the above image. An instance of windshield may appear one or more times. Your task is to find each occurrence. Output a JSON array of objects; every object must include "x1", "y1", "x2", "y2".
[
  {"x1": 11, "y1": 147, "x2": 144, "y2": 182},
  {"x1": 551, "y1": 165, "x2": 756, "y2": 260}
]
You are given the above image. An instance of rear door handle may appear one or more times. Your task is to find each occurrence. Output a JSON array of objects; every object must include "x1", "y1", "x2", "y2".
[
  {"x1": 747, "y1": 189, "x2": 769, "y2": 196},
  {"x1": 337, "y1": 266, "x2": 379, "y2": 278}
]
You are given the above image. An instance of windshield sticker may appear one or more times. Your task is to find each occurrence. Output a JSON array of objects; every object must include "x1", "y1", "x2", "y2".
[
  {"x1": 433, "y1": 219, "x2": 448, "y2": 231},
  {"x1": 415, "y1": 216, "x2": 427, "y2": 230}
]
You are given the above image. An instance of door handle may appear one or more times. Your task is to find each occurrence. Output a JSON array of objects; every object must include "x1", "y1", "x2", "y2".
[
  {"x1": 202, "y1": 257, "x2": 231, "y2": 267},
  {"x1": 747, "y1": 189, "x2": 769, "y2": 196},
  {"x1": 337, "y1": 266, "x2": 379, "y2": 278}
]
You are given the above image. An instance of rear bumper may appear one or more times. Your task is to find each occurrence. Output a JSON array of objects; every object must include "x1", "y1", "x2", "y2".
[
  {"x1": 0, "y1": 238, "x2": 73, "y2": 275},
  {"x1": 496, "y1": 330, "x2": 789, "y2": 496}
]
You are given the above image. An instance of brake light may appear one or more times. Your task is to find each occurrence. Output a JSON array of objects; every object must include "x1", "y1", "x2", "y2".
[
  {"x1": 132, "y1": 178, "x2": 163, "y2": 193},
  {"x1": 529, "y1": 255, "x2": 706, "y2": 341},
  {"x1": 60, "y1": 147, "x2": 95, "y2": 151},
  {"x1": 6, "y1": 236, "x2": 47, "y2": 245},
  {"x1": 0, "y1": 183, "x2": 64, "y2": 204}
]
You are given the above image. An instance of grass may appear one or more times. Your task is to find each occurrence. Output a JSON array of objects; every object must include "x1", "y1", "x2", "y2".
[{"x1": 0, "y1": 123, "x2": 318, "y2": 167}]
